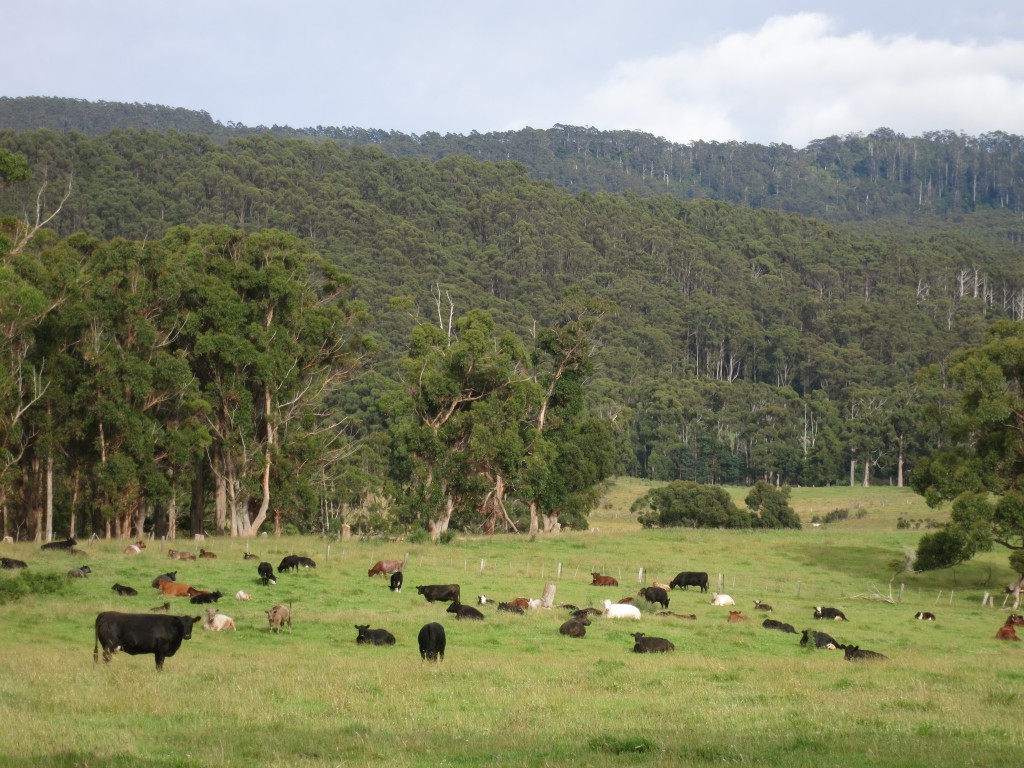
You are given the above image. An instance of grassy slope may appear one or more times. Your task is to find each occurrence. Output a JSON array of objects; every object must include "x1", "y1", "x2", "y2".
[{"x1": 0, "y1": 481, "x2": 1020, "y2": 767}]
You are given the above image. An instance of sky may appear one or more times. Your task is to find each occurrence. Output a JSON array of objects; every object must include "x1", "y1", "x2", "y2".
[{"x1": 3, "y1": 1, "x2": 1023, "y2": 148}]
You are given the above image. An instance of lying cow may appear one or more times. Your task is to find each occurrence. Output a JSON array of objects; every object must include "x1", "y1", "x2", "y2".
[
  {"x1": 762, "y1": 618, "x2": 797, "y2": 634},
  {"x1": 657, "y1": 611, "x2": 697, "y2": 620},
  {"x1": 157, "y1": 578, "x2": 200, "y2": 598},
  {"x1": 203, "y1": 608, "x2": 236, "y2": 631},
  {"x1": 416, "y1": 584, "x2": 461, "y2": 603},
  {"x1": 235, "y1": 590, "x2": 250, "y2": 601},
  {"x1": 914, "y1": 611, "x2": 936, "y2": 621},
  {"x1": 112, "y1": 583, "x2": 138, "y2": 597},
  {"x1": 603, "y1": 599, "x2": 641, "y2": 619},
  {"x1": 167, "y1": 549, "x2": 196, "y2": 561},
  {"x1": 199, "y1": 548, "x2": 217, "y2": 559},
  {"x1": 590, "y1": 572, "x2": 618, "y2": 587},
  {"x1": 446, "y1": 601, "x2": 485, "y2": 620},
  {"x1": 631, "y1": 632, "x2": 674, "y2": 653},
  {"x1": 68, "y1": 565, "x2": 91, "y2": 578},
  {"x1": 418, "y1": 622, "x2": 446, "y2": 661},
  {"x1": 559, "y1": 617, "x2": 590, "y2": 637},
  {"x1": 267, "y1": 604, "x2": 292, "y2": 634},
  {"x1": 800, "y1": 629, "x2": 840, "y2": 649},
  {"x1": 368, "y1": 559, "x2": 404, "y2": 577},
  {"x1": 151, "y1": 571, "x2": 176, "y2": 588},
  {"x1": 996, "y1": 614, "x2": 1024, "y2": 641},
  {"x1": 638, "y1": 586, "x2": 670, "y2": 610},
  {"x1": 710, "y1": 592, "x2": 735, "y2": 607},
  {"x1": 814, "y1": 606, "x2": 847, "y2": 621},
  {"x1": 1, "y1": 557, "x2": 28, "y2": 570},
  {"x1": 843, "y1": 644, "x2": 887, "y2": 661},
  {"x1": 94, "y1": 611, "x2": 201, "y2": 670},
  {"x1": 753, "y1": 600, "x2": 773, "y2": 611},
  {"x1": 42, "y1": 537, "x2": 77, "y2": 550},
  {"x1": 243, "y1": 552, "x2": 259, "y2": 560},
  {"x1": 355, "y1": 625, "x2": 396, "y2": 645},
  {"x1": 498, "y1": 602, "x2": 526, "y2": 615},
  {"x1": 669, "y1": 571, "x2": 708, "y2": 592},
  {"x1": 123, "y1": 541, "x2": 146, "y2": 555},
  {"x1": 727, "y1": 610, "x2": 748, "y2": 622},
  {"x1": 190, "y1": 590, "x2": 223, "y2": 605}
]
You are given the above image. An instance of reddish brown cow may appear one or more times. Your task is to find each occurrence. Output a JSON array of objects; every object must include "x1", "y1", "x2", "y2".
[
  {"x1": 157, "y1": 578, "x2": 201, "y2": 598},
  {"x1": 996, "y1": 614, "x2": 1024, "y2": 641},
  {"x1": 368, "y1": 559, "x2": 404, "y2": 577},
  {"x1": 728, "y1": 610, "x2": 748, "y2": 622},
  {"x1": 503, "y1": 597, "x2": 530, "y2": 611},
  {"x1": 591, "y1": 572, "x2": 618, "y2": 587}
]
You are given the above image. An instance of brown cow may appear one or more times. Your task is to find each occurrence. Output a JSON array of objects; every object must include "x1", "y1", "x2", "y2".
[
  {"x1": 658, "y1": 611, "x2": 697, "y2": 620},
  {"x1": 123, "y1": 541, "x2": 146, "y2": 555},
  {"x1": 199, "y1": 549, "x2": 217, "y2": 559},
  {"x1": 996, "y1": 614, "x2": 1024, "y2": 641},
  {"x1": 728, "y1": 610, "x2": 748, "y2": 622},
  {"x1": 368, "y1": 559, "x2": 404, "y2": 577},
  {"x1": 167, "y1": 550, "x2": 196, "y2": 561},
  {"x1": 267, "y1": 604, "x2": 292, "y2": 634},
  {"x1": 157, "y1": 578, "x2": 201, "y2": 598},
  {"x1": 591, "y1": 572, "x2": 618, "y2": 587}
]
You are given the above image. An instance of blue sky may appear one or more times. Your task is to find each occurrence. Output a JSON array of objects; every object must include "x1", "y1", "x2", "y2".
[{"x1": 3, "y1": 1, "x2": 1022, "y2": 147}]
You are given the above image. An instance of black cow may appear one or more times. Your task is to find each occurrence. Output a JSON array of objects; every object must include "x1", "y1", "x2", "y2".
[
  {"x1": 762, "y1": 618, "x2": 797, "y2": 634},
  {"x1": 418, "y1": 622, "x2": 446, "y2": 661},
  {"x1": 800, "y1": 629, "x2": 840, "y2": 649},
  {"x1": 258, "y1": 562, "x2": 276, "y2": 586},
  {"x1": 638, "y1": 586, "x2": 670, "y2": 609},
  {"x1": 150, "y1": 602, "x2": 170, "y2": 612},
  {"x1": 417, "y1": 584, "x2": 461, "y2": 603},
  {"x1": 843, "y1": 644, "x2": 887, "y2": 661},
  {"x1": 189, "y1": 590, "x2": 223, "y2": 604},
  {"x1": 112, "y1": 583, "x2": 138, "y2": 597},
  {"x1": 1, "y1": 557, "x2": 27, "y2": 570},
  {"x1": 572, "y1": 607, "x2": 602, "y2": 619},
  {"x1": 355, "y1": 625, "x2": 396, "y2": 646},
  {"x1": 151, "y1": 571, "x2": 176, "y2": 588},
  {"x1": 814, "y1": 606, "x2": 848, "y2": 621},
  {"x1": 93, "y1": 612, "x2": 201, "y2": 670},
  {"x1": 669, "y1": 571, "x2": 709, "y2": 592},
  {"x1": 389, "y1": 571, "x2": 403, "y2": 592},
  {"x1": 278, "y1": 555, "x2": 301, "y2": 572},
  {"x1": 498, "y1": 602, "x2": 526, "y2": 614},
  {"x1": 559, "y1": 617, "x2": 589, "y2": 638},
  {"x1": 68, "y1": 565, "x2": 91, "y2": 578},
  {"x1": 243, "y1": 552, "x2": 259, "y2": 560},
  {"x1": 631, "y1": 632, "x2": 675, "y2": 653},
  {"x1": 42, "y1": 537, "x2": 76, "y2": 550},
  {"x1": 914, "y1": 611, "x2": 936, "y2": 621},
  {"x1": 446, "y1": 601, "x2": 484, "y2": 620},
  {"x1": 295, "y1": 556, "x2": 316, "y2": 568}
]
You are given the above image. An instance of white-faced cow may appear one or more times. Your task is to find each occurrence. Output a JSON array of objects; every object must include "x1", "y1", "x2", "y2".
[
  {"x1": 814, "y1": 606, "x2": 847, "y2": 621},
  {"x1": 914, "y1": 611, "x2": 936, "y2": 621},
  {"x1": 753, "y1": 600, "x2": 773, "y2": 611},
  {"x1": 418, "y1": 622, "x2": 446, "y2": 661},
  {"x1": 94, "y1": 611, "x2": 201, "y2": 670},
  {"x1": 390, "y1": 571, "x2": 403, "y2": 592},
  {"x1": 258, "y1": 562, "x2": 276, "y2": 586}
]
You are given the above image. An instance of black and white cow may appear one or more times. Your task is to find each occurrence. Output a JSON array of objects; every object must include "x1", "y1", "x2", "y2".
[
  {"x1": 814, "y1": 606, "x2": 848, "y2": 621},
  {"x1": 258, "y1": 562, "x2": 276, "y2": 586},
  {"x1": 418, "y1": 622, "x2": 446, "y2": 661},
  {"x1": 389, "y1": 571, "x2": 403, "y2": 592},
  {"x1": 93, "y1": 612, "x2": 201, "y2": 670},
  {"x1": 914, "y1": 611, "x2": 936, "y2": 621}
]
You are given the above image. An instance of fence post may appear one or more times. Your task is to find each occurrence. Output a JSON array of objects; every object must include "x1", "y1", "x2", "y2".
[
  {"x1": 898, "y1": 583, "x2": 904, "y2": 604},
  {"x1": 638, "y1": 567, "x2": 644, "y2": 584},
  {"x1": 480, "y1": 559, "x2": 486, "y2": 574},
  {"x1": 557, "y1": 563, "x2": 562, "y2": 579}
]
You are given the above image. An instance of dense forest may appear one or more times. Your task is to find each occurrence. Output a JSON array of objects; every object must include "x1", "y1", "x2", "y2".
[{"x1": 2, "y1": 97, "x2": 1024, "y2": 541}]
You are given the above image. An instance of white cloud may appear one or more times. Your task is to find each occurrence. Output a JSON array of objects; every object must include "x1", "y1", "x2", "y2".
[{"x1": 565, "y1": 13, "x2": 1024, "y2": 146}]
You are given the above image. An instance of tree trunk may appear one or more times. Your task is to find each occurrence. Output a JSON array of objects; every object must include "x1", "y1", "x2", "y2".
[
  {"x1": 212, "y1": 449, "x2": 226, "y2": 535},
  {"x1": 849, "y1": 457, "x2": 856, "y2": 486},
  {"x1": 896, "y1": 435, "x2": 905, "y2": 487},
  {"x1": 528, "y1": 499, "x2": 540, "y2": 536},
  {"x1": 430, "y1": 496, "x2": 455, "y2": 541},
  {"x1": 862, "y1": 459, "x2": 870, "y2": 488},
  {"x1": 44, "y1": 453, "x2": 53, "y2": 542},
  {"x1": 190, "y1": 461, "x2": 205, "y2": 537}
]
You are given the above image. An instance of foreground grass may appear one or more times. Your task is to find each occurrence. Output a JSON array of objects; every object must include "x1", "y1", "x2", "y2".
[{"x1": 0, "y1": 482, "x2": 1020, "y2": 767}]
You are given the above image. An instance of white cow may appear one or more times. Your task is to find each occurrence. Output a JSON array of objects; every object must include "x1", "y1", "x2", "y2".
[
  {"x1": 235, "y1": 590, "x2": 251, "y2": 601},
  {"x1": 711, "y1": 592, "x2": 736, "y2": 606},
  {"x1": 603, "y1": 599, "x2": 642, "y2": 619},
  {"x1": 203, "y1": 609, "x2": 236, "y2": 631}
]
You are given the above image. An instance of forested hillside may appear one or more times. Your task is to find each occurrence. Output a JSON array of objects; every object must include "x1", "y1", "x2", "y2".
[{"x1": 2, "y1": 99, "x2": 1024, "y2": 541}]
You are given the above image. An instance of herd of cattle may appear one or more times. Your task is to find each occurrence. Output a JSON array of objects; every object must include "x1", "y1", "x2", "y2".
[{"x1": 2, "y1": 542, "x2": 1022, "y2": 670}]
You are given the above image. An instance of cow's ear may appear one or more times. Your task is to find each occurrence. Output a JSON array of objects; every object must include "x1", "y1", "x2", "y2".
[{"x1": 192, "y1": 616, "x2": 201, "y2": 624}]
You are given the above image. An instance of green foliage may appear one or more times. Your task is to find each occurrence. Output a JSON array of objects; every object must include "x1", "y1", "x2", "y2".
[
  {"x1": 0, "y1": 570, "x2": 67, "y2": 604},
  {"x1": 631, "y1": 480, "x2": 749, "y2": 529},
  {"x1": 744, "y1": 481, "x2": 802, "y2": 529}
]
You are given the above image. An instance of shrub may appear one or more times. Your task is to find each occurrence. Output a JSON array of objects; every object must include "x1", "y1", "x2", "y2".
[{"x1": 0, "y1": 571, "x2": 68, "y2": 605}]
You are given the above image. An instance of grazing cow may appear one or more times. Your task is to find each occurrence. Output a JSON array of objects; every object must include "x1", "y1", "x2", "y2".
[
  {"x1": 590, "y1": 572, "x2": 618, "y2": 587},
  {"x1": 559, "y1": 617, "x2": 590, "y2": 637},
  {"x1": 189, "y1": 590, "x2": 223, "y2": 605},
  {"x1": 498, "y1": 602, "x2": 526, "y2": 615},
  {"x1": 267, "y1": 604, "x2": 292, "y2": 634},
  {"x1": 157, "y1": 579, "x2": 199, "y2": 598},
  {"x1": 800, "y1": 629, "x2": 840, "y2": 649},
  {"x1": 235, "y1": 590, "x2": 250, "y2": 601},
  {"x1": 651, "y1": 581, "x2": 672, "y2": 593},
  {"x1": 843, "y1": 644, "x2": 887, "y2": 661},
  {"x1": 42, "y1": 537, "x2": 76, "y2": 550},
  {"x1": 753, "y1": 600, "x2": 773, "y2": 611},
  {"x1": 295, "y1": 556, "x2": 316, "y2": 569},
  {"x1": 368, "y1": 559, "x2": 404, "y2": 577},
  {"x1": 632, "y1": 632, "x2": 675, "y2": 653},
  {"x1": 202, "y1": 608, "x2": 236, "y2": 632},
  {"x1": 68, "y1": 565, "x2": 91, "y2": 578},
  {"x1": 278, "y1": 555, "x2": 301, "y2": 572},
  {"x1": 995, "y1": 614, "x2": 1024, "y2": 641},
  {"x1": 1, "y1": 557, "x2": 27, "y2": 570},
  {"x1": 657, "y1": 611, "x2": 697, "y2": 620},
  {"x1": 638, "y1": 586, "x2": 670, "y2": 610},
  {"x1": 258, "y1": 561, "x2": 276, "y2": 586},
  {"x1": 94, "y1": 611, "x2": 201, "y2": 670},
  {"x1": 199, "y1": 549, "x2": 217, "y2": 559},
  {"x1": 669, "y1": 571, "x2": 709, "y2": 592},
  {"x1": 762, "y1": 618, "x2": 797, "y2": 634},
  {"x1": 243, "y1": 552, "x2": 259, "y2": 560},
  {"x1": 710, "y1": 592, "x2": 735, "y2": 607},
  {"x1": 151, "y1": 571, "x2": 176, "y2": 588},
  {"x1": 355, "y1": 625, "x2": 396, "y2": 646},
  {"x1": 418, "y1": 622, "x2": 446, "y2": 661},
  {"x1": 123, "y1": 541, "x2": 146, "y2": 555},
  {"x1": 814, "y1": 606, "x2": 848, "y2": 621},
  {"x1": 728, "y1": 610, "x2": 748, "y2": 622},
  {"x1": 150, "y1": 602, "x2": 170, "y2": 612},
  {"x1": 914, "y1": 611, "x2": 936, "y2": 621},
  {"x1": 446, "y1": 601, "x2": 485, "y2": 620},
  {"x1": 390, "y1": 571, "x2": 403, "y2": 592},
  {"x1": 603, "y1": 599, "x2": 641, "y2": 619},
  {"x1": 112, "y1": 583, "x2": 138, "y2": 597},
  {"x1": 416, "y1": 584, "x2": 461, "y2": 603}
]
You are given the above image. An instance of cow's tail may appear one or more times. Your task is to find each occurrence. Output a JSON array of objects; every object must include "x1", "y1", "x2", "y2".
[{"x1": 92, "y1": 615, "x2": 100, "y2": 664}]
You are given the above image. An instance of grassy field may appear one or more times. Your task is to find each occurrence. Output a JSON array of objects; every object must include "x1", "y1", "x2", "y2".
[{"x1": 1, "y1": 480, "x2": 1021, "y2": 767}]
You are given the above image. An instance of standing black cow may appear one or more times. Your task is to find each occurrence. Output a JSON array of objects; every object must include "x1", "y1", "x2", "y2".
[
  {"x1": 278, "y1": 555, "x2": 301, "y2": 572},
  {"x1": 668, "y1": 571, "x2": 709, "y2": 592},
  {"x1": 258, "y1": 562, "x2": 276, "y2": 586},
  {"x1": 389, "y1": 571, "x2": 404, "y2": 592},
  {"x1": 418, "y1": 622, "x2": 446, "y2": 661},
  {"x1": 416, "y1": 584, "x2": 461, "y2": 603},
  {"x1": 94, "y1": 612, "x2": 201, "y2": 670},
  {"x1": 638, "y1": 586, "x2": 670, "y2": 609},
  {"x1": 355, "y1": 625, "x2": 396, "y2": 646}
]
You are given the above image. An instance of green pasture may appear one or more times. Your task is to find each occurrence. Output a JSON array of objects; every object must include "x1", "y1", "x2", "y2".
[{"x1": 1, "y1": 481, "x2": 1021, "y2": 767}]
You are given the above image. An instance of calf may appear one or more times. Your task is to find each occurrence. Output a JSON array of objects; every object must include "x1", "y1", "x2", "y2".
[
  {"x1": 258, "y1": 561, "x2": 276, "y2": 586},
  {"x1": 235, "y1": 590, "x2": 250, "y2": 601},
  {"x1": 727, "y1": 610, "x2": 748, "y2": 622},
  {"x1": 843, "y1": 644, "x2": 887, "y2": 661},
  {"x1": 199, "y1": 549, "x2": 217, "y2": 559},
  {"x1": 189, "y1": 590, "x2": 223, "y2": 605},
  {"x1": 267, "y1": 604, "x2": 292, "y2": 634},
  {"x1": 657, "y1": 611, "x2": 697, "y2": 620},
  {"x1": 416, "y1": 584, "x2": 461, "y2": 603},
  {"x1": 123, "y1": 541, "x2": 146, "y2": 555},
  {"x1": 94, "y1": 611, "x2": 201, "y2": 670},
  {"x1": 112, "y1": 583, "x2": 138, "y2": 597},
  {"x1": 418, "y1": 622, "x2": 446, "y2": 661},
  {"x1": 368, "y1": 559, "x2": 404, "y2": 577},
  {"x1": 996, "y1": 614, "x2": 1024, "y2": 641},
  {"x1": 669, "y1": 571, "x2": 709, "y2": 592},
  {"x1": 355, "y1": 625, "x2": 396, "y2": 646},
  {"x1": 446, "y1": 601, "x2": 485, "y2": 620},
  {"x1": 68, "y1": 565, "x2": 91, "y2": 578},
  {"x1": 1, "y1": 557, "x2": 27, "y2": 570},
  {"x1": 631, "y1": 632, "x2": 675, "y2": 653},
  {"x1": 814, "y1": 606, "x2": 847, "y2": 621},
  {"x1": 167, "y1": 549, "x2": 196, "y2": 561},
  {"x1": 651, "y1": 581, "x2": 672, "y2": 593},
  {"x1": 500, "y1": 597, "x2": 531, "y2": 612},
  {"x1": 202, "y1": 608, "x2": 236, "y2": 631},
  {"x1": 638, "y1": 586, "x2": 670, "y2": 609},
  {"x1": 243, "y1": 552, "x2": 259, "y2": 560},
  {"x1": 710, "y1": 592, "x2": 735, "y2": 607},
  {"x1": 151, "y1": 571, "x2": 176, "y2": 588},
  {"x1": 603, "y1": 599, "x2": 641, "y2": 619},
  {"x1": 389, "y1": 571, "x2": 403, "y2": 592},
  {"x1": 559, "y1": 617, "x2": 590, "y2": 637},
  {"x1": 498, "y1": 602, "x2": 526, "y2": 615},
  {"x1": 800, "y1": 629, "x2": 840, "y2": 649},
  {"x1": 590, "y1": 572, "x2": 618, "y2": 587},
  {"x1": 753, "y1": 600, "x2": 773, "y2": 611},
  {"x1": 762, "y1": 618, "x2": 797, "y2": 634},
  {"x1": 572, "y1": 607, "x2": 602, "y2": 619},
  {"x1": 914, "y1": 611, "x2": 936, "y2": 621},
  {"x1": 150, "y1": 602, "x2": 170, "y2": 612}
]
